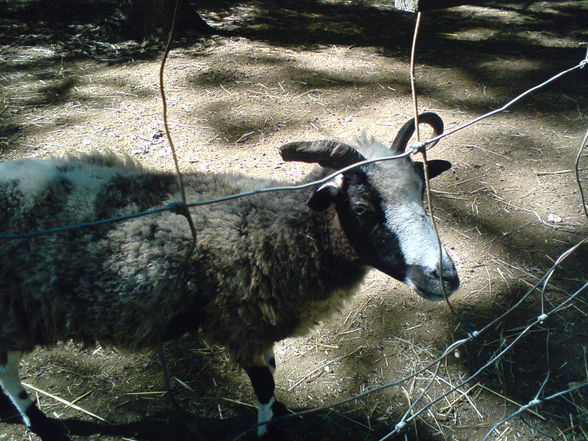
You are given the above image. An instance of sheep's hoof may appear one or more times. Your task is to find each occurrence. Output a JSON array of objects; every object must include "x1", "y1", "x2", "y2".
[
  {"x1": 27, "y1": 407, "x2": 70, "y2": 441},
  {"x1": 258, "y1": 400, "x2": 289, "y2": 440},
  {"x1": 30, "y1": 421, "x2": 70, "y2": 441},
  {"x1": 272, "y1": 401, "x2": 288, "y2": 418}
]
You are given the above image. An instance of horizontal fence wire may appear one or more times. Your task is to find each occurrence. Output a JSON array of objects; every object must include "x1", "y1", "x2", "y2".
[
  {"x1": 0, "y1": 151, "x2": 414, "y2": 239},
  {"x1": 1, "y1": 53, "x2": 586, "y2": 240},
  {"x1": 231, "y1": 238, "x2": 588, "y2": 440},
  {"x1": 234, "y1": 52, "x2": 588, "y2": 440}
]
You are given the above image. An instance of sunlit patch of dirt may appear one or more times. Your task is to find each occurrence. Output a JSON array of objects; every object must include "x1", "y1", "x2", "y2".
[{"x1": 0, "y1": 1, "x2": 586, "y2": 440}]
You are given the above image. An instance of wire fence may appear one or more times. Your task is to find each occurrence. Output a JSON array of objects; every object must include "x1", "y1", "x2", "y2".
[
  {"x1": 236, "y1": 234, "x2": 588, "y2": 440},
  {"x1": 1, "y1": 52, "x2": 585, "y2": 241},
  {"x1": 1, "y1": 6, "x2": 587, "y2": 441}
]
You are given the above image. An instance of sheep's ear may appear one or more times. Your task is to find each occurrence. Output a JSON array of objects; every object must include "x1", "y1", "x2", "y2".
[
  {"x1": 307, "y1": 176, "x2": 343, "y2": 211},
  {"x1": 413, "y1": 160, "x2": 452, "y2": 179}
]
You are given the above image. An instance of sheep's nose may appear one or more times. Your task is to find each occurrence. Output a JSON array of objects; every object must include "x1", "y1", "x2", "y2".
[{"x1": 431, "y1": 266, "x2": 460, "y2": 293}]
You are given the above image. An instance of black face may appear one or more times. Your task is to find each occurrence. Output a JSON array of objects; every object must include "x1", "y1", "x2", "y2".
[
  {"x1": 333, "y1": 170, "x2": 408, "y2": 283},
  {"x1": 280, "y1": 129, "x2": 458, "y2": 301},
  {"x1": 304, "y1": 156, "x2": 459, "y2": 301}
]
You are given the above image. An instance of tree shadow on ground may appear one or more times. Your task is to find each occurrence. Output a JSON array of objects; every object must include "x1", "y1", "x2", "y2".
[
  {"x1": 2, "y1": 0, "x2": 586, "y2": 154},
  {"x1": 0, "y1": 341, "x2": 445, "y2": 441},
  {"x1": 1, "y1": 1, "x2": 586, "y2": 439},
  {"x1": 436, "y1": 188, "x2": 588, "y2": 434},
  {"x1": 2, "y1": 0, "x2": 586, "y2": 82},
  {"x1": 452, "y1": 279, "x2": 588, "y2": 437},
  {"x1": 0, "y1": 0, "x2": 588, "y2": 150},
  {"x1": 49, "y1": 407, "x2": 437, "y2": 441},
  {"x1": 216, "y1": 0, "x2": 588, "y2": 118}
]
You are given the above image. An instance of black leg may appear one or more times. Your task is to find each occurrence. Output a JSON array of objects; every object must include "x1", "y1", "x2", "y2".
[
  {"x1": 0, "y1": 350, "x2": 69, "y2": 440},
  {"x1": 27, "y1": 405, "x2": 69, "y2": 441},
  {"x1": 0, "y1": 387, "x2": 20, "y2": 421},
  {"x1": 244, "y1": 349, "x2": 283, "y2": 437}
]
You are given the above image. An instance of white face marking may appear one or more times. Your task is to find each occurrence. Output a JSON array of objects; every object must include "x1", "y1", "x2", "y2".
[
  {"x1": 352, "y1": 135, "x2": 446, "y2": 272},
  {"x1": 349, "y1": 133, "x2": 458, "y2": 297},
  {"x1": 384, "y1": 195, "x2": 447, "y2": 272},
  {"x1": 257, "y1": 396, "x2": 276, "y2": 437}
]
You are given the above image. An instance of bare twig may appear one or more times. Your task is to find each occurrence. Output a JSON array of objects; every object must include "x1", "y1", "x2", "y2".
[
  {"x1": 22, "y1": 382, "x2": 105, "y2": 422},
  {"x1": 408, "y1": 11, "x2": 460, "y2": 320},
  {"x1": 575, "y1": 129, "x2": 588, "y2": 220},
  {"x1": 156, "y1": 3, "x2": 203, "y2": 441}
]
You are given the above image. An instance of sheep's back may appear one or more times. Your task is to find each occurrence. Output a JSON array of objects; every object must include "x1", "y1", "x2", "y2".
[
  {"x1": 0, "y1": 157, "x2": 367, "y2": 359},
  {"x1": 0, "y1": 157, "x2": 200, "y2": 351}
]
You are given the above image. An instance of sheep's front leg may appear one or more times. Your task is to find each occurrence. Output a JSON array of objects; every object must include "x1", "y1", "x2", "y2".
[
  {"x1": 244, "y1": 348, "x2": 283, "y2": 437},
  {"x1": 0, "y1": 350, "x2": 67, "y2": 440}
]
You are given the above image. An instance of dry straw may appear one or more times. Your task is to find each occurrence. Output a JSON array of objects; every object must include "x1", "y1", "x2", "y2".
[{"x1": 2, "y1": 6, "x2": 586, "y2": 441}]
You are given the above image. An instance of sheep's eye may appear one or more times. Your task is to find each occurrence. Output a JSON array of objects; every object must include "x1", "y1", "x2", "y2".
[{"x1": 351, "y1": 203, "x2": 370, "y2": 217}]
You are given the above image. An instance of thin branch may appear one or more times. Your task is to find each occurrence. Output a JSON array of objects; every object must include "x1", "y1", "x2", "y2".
[
  {"x1": 575, "y1": 129, "x2": 588, "y2": 220},
  {"x1": 22, "y1": 382, "x2": 105, "y2": 422}
]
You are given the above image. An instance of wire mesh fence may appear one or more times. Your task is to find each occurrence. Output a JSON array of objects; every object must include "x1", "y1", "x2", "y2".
[{"x1": 0, "y1": 3, "x2": 587, "y2": 441}]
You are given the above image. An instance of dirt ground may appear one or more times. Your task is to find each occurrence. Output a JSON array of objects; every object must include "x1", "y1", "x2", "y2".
[{"x1": 1, "y1": 1, "x2": 587, "y2": 440}]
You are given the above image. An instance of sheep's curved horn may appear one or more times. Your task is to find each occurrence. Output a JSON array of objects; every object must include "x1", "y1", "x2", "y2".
[
  {"x1": 391, "y1": 112, "x2": 444, "y2": 153},
  {"x1": 279, "y1": 140, "x2": 366, "y2": 170}
]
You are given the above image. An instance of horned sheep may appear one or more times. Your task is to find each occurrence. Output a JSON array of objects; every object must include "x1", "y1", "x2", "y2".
[{"x1": 0, "y1": 112, "x2": 459, "y2": 440}]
